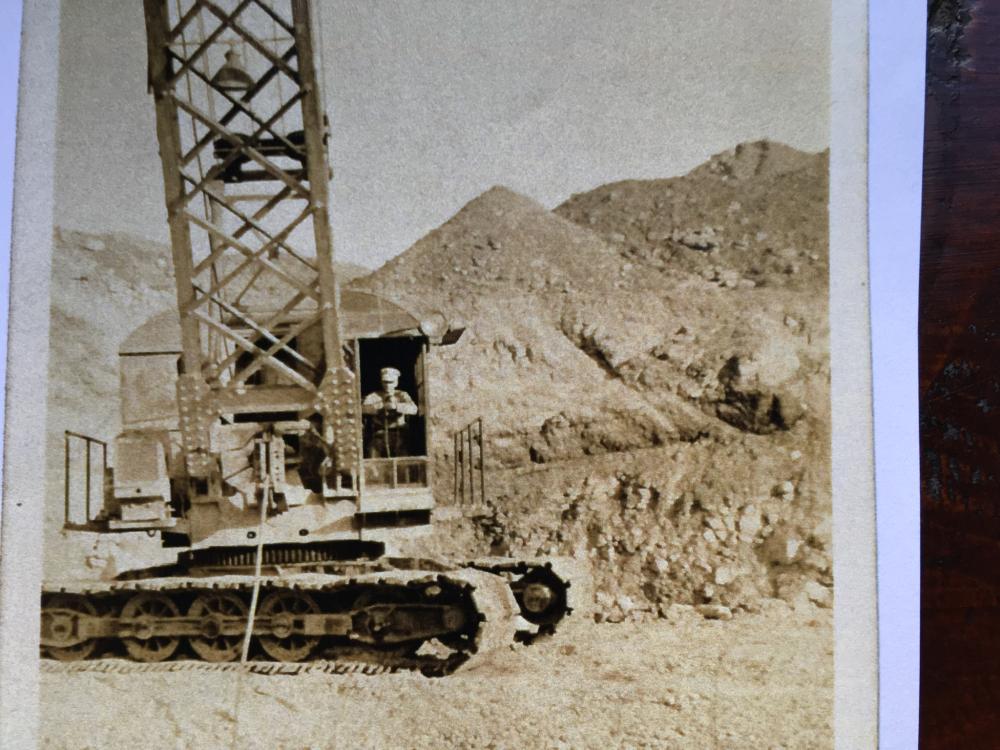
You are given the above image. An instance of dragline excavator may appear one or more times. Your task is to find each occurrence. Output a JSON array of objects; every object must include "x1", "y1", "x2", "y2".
[{"x1": 40, "y1": 0, "x2": 577, "y2": 673}]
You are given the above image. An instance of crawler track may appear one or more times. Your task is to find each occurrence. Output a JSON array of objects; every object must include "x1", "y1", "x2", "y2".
[
  {"x1": 41, "y1": 568, "x2": 517, "y2": 674},
  {"x1": 40, "y1": 555, "x2": 580, "y2": 674}
]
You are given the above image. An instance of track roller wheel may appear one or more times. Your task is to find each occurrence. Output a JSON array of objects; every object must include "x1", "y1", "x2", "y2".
[
  {"x1": 121, "y1": 591, "x2": 181, "y2": 662},
  {"x1": 258, "y1": 589, "x2": 320, "y2": 662},
  {"x1": 187, "y1": 591, "x2": 248, "y2": 662},
  {"x1": 42, "y1": 593, "x2": 100, "y2": 661}
]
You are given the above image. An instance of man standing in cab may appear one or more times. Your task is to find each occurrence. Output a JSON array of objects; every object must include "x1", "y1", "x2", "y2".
[{"x1": 362, "y1": 367, "x2": 418, "y2": 458}]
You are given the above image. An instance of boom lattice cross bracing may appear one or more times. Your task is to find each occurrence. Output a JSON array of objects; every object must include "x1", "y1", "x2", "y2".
[{"x1": 144, "y1": 0, "x2": 359, "y2": 474}]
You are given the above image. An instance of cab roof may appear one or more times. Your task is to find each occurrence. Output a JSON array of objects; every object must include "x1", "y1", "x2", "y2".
[{"x1": 119, "y1": 290, "x2": 424, "y2": 356}]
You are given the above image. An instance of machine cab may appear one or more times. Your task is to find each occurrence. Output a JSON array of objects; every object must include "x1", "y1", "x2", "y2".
[
  {"x1": 337, "y1": 290, "x2": 451, "y2": 517},
  {"x1": 356, "y1": 335, "x2": 428, "y2": 488}
]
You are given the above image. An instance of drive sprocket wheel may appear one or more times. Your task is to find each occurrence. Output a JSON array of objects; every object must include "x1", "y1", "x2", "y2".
[
  {"x1": 42, "y1": 593, "x2": 100, "y2": 662},
  {"x1": 257, "y1": 589, "x2": 320, "y2": 662},
  {"x1": 121, "y1": 591, "x2": 181, "y2": 662},
  {"x1": 187, "y1": 591, "x2": 248, "y2": 662}
]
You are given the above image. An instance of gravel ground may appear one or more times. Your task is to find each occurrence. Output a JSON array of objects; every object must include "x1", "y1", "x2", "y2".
[{"x1": 39, "y1": 602, "x2": 831, "y2": 750}]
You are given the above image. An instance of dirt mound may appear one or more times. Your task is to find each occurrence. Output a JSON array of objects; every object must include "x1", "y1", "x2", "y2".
[
  {"x1": 554, "y1": 140, "x2": 829, "y2": 294},
  {"x1": 355, "y1": 186, "x2": 622, "y2": 305},
  {"x1": 353, "y1": 140, "x2": 830, "y2": 617}
]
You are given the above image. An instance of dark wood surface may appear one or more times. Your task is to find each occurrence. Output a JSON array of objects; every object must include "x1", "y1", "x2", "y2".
[{"x1": 920, "y1": 1, "x2": 1000, "y2": 746}]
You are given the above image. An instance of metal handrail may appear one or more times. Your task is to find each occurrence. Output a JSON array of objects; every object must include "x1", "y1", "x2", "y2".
[
  {"x1": 64, "y1": 431, "x2": 108, "y2": 527},
  {"x1": 452, "y1": 418, "x2": 485, "y2": 505}
]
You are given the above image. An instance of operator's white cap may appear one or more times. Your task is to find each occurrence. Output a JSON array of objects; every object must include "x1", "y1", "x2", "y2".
[{"x1": 380, "y1": 367, "x2": 401, "y2": 381}]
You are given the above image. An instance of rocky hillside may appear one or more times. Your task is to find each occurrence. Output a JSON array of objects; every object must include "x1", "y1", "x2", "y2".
[
  {"x1": 554, "y1": 140, "x2": 828, "y2": 295},
  {"x1": 353, "y1": 140, "x2": 831, "y2": 618}
]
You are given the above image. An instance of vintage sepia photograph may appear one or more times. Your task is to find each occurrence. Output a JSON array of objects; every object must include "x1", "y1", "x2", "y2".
[{"x1": 1, "y1": 1, "x2": 873, "y2": 747}]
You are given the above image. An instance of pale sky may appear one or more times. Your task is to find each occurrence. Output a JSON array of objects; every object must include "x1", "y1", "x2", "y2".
[{"x1": 55, "y1": 1, "x2": 829, "y2": 269}]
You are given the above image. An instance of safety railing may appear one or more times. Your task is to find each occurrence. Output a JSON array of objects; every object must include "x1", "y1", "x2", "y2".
[
  {"x1": 64, "y1": 431, "x2": 108, "y2": 528},
  {"x1": 363, "y1": 457, "x2": 428, "y2": 489},
  {"x1": 452, "y1": 418, "x2": 485, "y2": 506}
]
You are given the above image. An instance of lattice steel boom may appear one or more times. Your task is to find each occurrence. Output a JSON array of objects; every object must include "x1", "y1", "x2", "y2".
[{"x1": 143, "y1": 0, "x2": 359, "y2": 481}]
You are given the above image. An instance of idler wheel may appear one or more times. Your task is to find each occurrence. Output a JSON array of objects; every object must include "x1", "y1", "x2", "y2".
[
  {"x1": 514, "y1": 568, "x2": 569, "y2": 626},
  {"x1": 258, "y1": 590, "x2": 320, "y2": 662},
  {"x1": 121, "y1": 591, "x2": 181, "y2": 662},
  {"x1": 42, "y1": 593, "x2": 100, "y2": 661},
  {"x1": 187, "y1": 591, "x2": 248, "y2": 662},
  {"x1": 521, "y1": 583, "x2": 556, "y2": 615}
]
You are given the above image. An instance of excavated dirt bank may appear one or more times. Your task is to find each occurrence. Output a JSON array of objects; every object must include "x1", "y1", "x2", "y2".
[{"x1": 356, "y1": 140, "x2": 831, "y2": 619}]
